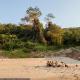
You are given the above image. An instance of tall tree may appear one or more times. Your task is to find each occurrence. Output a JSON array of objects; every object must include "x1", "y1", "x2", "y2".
[
  {"x1": 21, "y1": 7, "x2": 42, "y2": 23},
  {"x1": 45, "y1": 13, "x2": 55, "y2": 23},
  {"x1": 45, "y1": 13, "x2": 63, "y2": 45},
  {"x1": 21, "y1": 7, "x2": 47, "y2": 44}
]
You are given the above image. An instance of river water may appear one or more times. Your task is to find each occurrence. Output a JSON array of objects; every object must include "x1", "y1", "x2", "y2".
[{"x1": 46, "y1": 57, "x2": 80, "y2": 64}]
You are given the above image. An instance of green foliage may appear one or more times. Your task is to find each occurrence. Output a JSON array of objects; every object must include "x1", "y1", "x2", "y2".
[
  {"x1": 45, "y1": 23, "x2": 63, "y2": 45},
  {"x1": 21, "y1": 7, "x2": 47, "y2": 44},
  {"x1": 0, "y1": 23, "x2": 17, "y2": 34},
  {"x1": 45, "y1": 13, "x2": 55, "y2": 22},
  {"x1": 0, "y1": 7, "x2": 80, "y2": 58},
  {"x1": 21, "y1": 6, "x2": 42, "y2": 23},
  {"x1": 0, "y1": 34, "x2": 21, "y2": 50},
  {"x1": 34, "y1": 44, "x2": 48, "y2": 51},
  {"x1": 2, "y1": 49, "x2": 30, "y2": 58},
  {"x1": 63, "y1": 28, "x2": 80, "y2": 45}
]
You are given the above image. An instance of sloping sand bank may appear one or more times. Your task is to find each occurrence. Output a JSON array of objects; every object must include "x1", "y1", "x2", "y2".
[{"x1": 0, "y1": 58, "x2": 79, "y2": 80}]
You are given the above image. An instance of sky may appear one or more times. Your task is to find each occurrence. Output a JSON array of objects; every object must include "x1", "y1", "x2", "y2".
[{"x1": 0, "y1": 0, "x2": 80, "y2": 28}]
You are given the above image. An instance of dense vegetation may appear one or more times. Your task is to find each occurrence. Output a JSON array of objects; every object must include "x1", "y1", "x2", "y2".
[{"x1": 0, "y1": 7, "x2": 80, "y2": 58}]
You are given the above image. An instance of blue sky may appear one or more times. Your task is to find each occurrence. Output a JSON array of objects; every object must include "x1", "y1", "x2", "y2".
[{"x1": 0, "y1": 0, "x2": 80, "y2": 27}]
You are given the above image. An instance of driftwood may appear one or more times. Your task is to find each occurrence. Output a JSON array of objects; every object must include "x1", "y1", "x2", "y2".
[{"x1": 47, "y1": 60, "x2": 69, "y2": 68}]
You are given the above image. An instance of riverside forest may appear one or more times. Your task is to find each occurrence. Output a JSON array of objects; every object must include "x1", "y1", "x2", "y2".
[{"x1": 0, "y1": 7, "x2": 80, "y2": 58}]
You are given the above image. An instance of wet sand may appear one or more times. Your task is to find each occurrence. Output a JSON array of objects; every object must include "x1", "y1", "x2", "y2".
[{"x1": 0, "y1": 58, "x2": 79, "y2": 80}]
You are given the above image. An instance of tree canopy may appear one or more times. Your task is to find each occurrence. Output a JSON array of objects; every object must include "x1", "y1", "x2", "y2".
[{"x1": 0, "y1": 7, "x2": 80, "y2": 51}]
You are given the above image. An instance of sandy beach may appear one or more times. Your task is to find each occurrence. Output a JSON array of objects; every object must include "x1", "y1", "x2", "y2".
[{"x1": 0, "y1": 58, "x2": 79, "y2": 80}]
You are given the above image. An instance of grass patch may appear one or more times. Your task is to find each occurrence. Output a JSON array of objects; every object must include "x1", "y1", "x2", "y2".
[
  {"x1": 1, "y1": 49, "x2": 30, "y2": 58},
  {"x1": 1, "y1": 42, "x2": 80, "y2": 58}
]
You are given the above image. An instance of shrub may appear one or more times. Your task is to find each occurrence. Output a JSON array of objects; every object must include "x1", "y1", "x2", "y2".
[{"x1": 3, "y1": 49, "x2": 30, "y2": 58}]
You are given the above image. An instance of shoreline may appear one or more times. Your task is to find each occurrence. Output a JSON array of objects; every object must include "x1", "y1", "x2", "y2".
[{"x1": 0, "y1": 58, "x2": 79, "y2": 80}]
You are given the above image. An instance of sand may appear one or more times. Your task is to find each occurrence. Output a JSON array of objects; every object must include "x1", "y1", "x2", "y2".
[{"x1": 0, "y1": 58, "x2": 79, "y2": 80}]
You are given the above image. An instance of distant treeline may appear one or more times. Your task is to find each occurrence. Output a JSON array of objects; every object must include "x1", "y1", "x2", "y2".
[{"x1": 0, "y1": 23, "x2": 80, "y2": 50}]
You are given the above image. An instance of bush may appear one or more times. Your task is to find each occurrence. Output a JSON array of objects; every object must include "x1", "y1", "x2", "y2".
[
  {"x1": 34, "y1": 43, "x2": 48, "y2": 51},
  {"x1": 3, "y1": 49, "x2": 30, "y2": 58},
  {"x1": 22, "y1": 48, "x2": 31, "y2": 53},
  {"x1": 24, "y1": 41, "x2": 36, "y2": 49}
]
